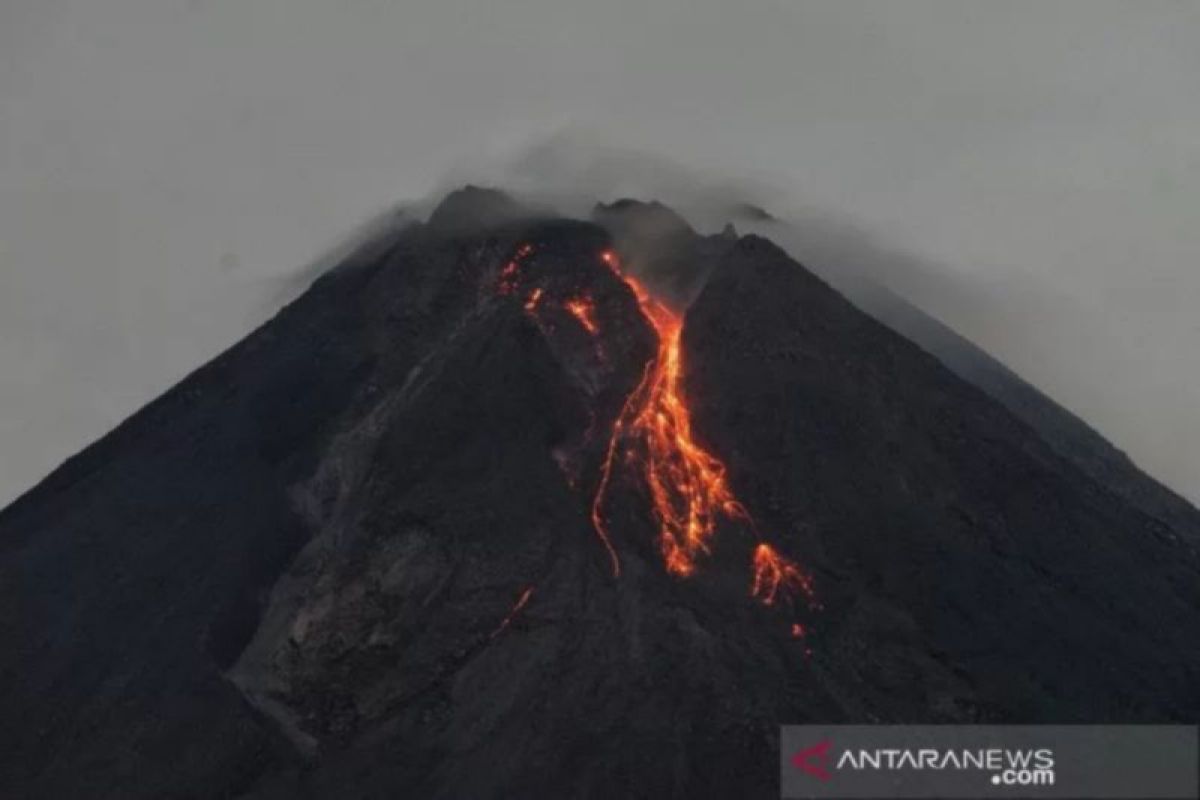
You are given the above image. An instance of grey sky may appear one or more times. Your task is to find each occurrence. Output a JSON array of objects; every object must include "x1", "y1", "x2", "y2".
[{"x1": 1, "y1": 0, "x2": 1198, "y2": 506}]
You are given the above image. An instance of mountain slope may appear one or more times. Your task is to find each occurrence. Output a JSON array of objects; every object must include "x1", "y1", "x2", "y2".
[
  {"x1": 2, "y1": 189, "x2": 1197, "y2": 799},
  {"x1": 684, "y1": 235, "x2": 1199, "y2": 720},
  {"x1": 842, "y1": 279, "x2": 1200, "y2": 542}
]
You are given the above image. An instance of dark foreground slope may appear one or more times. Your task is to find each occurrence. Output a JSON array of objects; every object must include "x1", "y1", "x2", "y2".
[{"x1": 1, "y1": 190, "x2": 1198, "y2": 799}]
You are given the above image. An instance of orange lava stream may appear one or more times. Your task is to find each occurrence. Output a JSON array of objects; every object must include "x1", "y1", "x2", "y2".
[
  {"x1": 523, "y1": 287, "x2": 544, "y2": 313},
  {"x1": 593, "y1": 251, "x2": 815, "y2": 612},
  {"x1": 751, "y1": 543, "x2": 816, "y2": 606},
  {"x1": 498, "y1": 244, "x2": 817, "y2": 623},
  {"x1": 489, "y1": 586, "x2": 535, "y2": 639},
  {"x1": 564, "y1": 297, "x2": 600, "y2": 335},
  {"x1": 592, "y1": 272, "x2": 748, "y2": 578}
]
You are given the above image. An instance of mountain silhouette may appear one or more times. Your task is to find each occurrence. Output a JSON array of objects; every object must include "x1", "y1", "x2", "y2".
[{"x1": 2, "y1": 188, "x2": 1197, "y2": 799}]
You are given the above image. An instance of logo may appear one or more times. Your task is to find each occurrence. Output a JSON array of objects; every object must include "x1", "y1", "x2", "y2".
[
  {"x1": 790, "y1": 741, "x2": 1055, "y2": 786},
  {"x1": 779, "y1": 725, "x2": 1198, "y2": 798},
  {"x1": 791, "y1": 739, "x2": 833, "y2": 782}
]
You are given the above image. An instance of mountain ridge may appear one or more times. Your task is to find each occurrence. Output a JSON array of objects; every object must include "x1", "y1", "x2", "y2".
[{"x1": 2, "y1": 189, "x2": 1197, "y2": 799}]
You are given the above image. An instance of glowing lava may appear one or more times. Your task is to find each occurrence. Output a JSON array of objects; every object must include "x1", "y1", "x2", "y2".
[
  {"x1": 751, "y1": 543, "x2": 816, "y2": 607},
  {"x1": 523, "y1": 287, "x2": 544, "y2": 313},
  {"x1": 564, "y1": 296, "x2": 600, "y2": 335},
  {"x1": 497, "y1": 243, "x2": 817, "y2": 623},
  {"x1": 499, "y1": 243, "x2": 534, "y2": 295},
  {"x1": 592, "y1": 251, "x2": 815, "y2": 614},
  {"x1": 591, "y1": 268, "x2": 749, "y2": 578},
  {"x1": 489, "y1": 586, "x2": 535, "y2": 639}
]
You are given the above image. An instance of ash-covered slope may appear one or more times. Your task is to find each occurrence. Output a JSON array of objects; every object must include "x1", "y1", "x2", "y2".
[
  {"x1": 843, "y1": 279, "x2": 1200, "y2": 541},
  {"x1": 683, "y1": 237, "x2": 1200, "y2": 719},
  {"x1": 1, "y1": 189, "x2": 1198, "y2": 799}
]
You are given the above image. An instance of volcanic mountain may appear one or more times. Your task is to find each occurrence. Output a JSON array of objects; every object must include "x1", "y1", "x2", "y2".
[{"x1": 2, "y1": 188, "x2": 1197, "y2": 799}]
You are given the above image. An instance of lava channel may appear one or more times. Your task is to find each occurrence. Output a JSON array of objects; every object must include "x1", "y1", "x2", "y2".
[
  {"x1": 591, "y1": 250, "x2": 815, "y2": 611},
  {"x1": 490, "y1": 586, "x2": 535, "y2": 639},
  {"x1": 496, "y1": 242, "x2": 817, "y2": 621}
]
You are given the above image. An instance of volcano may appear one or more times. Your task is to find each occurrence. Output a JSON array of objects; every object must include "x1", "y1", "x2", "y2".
[{"x1": 1, "y1": 188, "x2": 1197, "y2": 799}]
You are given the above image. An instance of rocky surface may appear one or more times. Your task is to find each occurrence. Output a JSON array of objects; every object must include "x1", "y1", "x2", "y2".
[
  {"x1": 1, "y1": 189, "x2": 1197, "y2": 798},
  {"x1": 842, "y1": 278, "x2": 1200, "y2": 544}
]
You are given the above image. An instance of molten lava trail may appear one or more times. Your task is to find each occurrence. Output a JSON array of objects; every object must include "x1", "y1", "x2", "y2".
[
  {"x1": 590, "y1": 265, "x2": 748, "y2": 578},
  {"x1": 564, "y1": 297, "x2": 600, "y2": 335},
  {"x1": 490, "y1": 586, "x2": 535, "y2": 639},
  {"x1": 751, "y1": 543, "x2": 816, "y2": 606},
  {"x1": 592, "y1": 251, "x2": 815, "y2": 612},
  {"x1": 497, "y1": 243, "x2": 816, "y2": 619}
]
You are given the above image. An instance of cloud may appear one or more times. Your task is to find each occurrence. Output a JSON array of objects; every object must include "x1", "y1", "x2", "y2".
[{"x1": 1, "y1": 0, "x2": 1196, "y2": 506}]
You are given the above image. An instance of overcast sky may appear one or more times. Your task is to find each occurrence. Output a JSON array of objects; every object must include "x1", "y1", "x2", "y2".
[{"x1": 1, "y1": 0, "x2": 1198, "y2": 506}]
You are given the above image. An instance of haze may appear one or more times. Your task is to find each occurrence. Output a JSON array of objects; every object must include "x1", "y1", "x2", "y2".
[{"x1": 1, "y1": 0, "x2": 1198, "y2": 506}]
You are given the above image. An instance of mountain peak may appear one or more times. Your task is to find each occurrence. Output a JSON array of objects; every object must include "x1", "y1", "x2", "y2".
[
  {"x1": 3, "y1": 189, "x2": 1198, "y2": 798},
  {"x1": 427, "y1": 185, "x2": 527, "y2": 233}
]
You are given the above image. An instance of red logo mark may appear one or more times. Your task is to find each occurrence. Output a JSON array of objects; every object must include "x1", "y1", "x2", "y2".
[{"x1": 791, "y1": 739, "x2": 833, "y2": 782}]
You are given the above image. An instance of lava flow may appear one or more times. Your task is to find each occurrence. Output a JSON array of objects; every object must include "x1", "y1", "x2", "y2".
[
  {"x1": 489, "y1": 586, "x2": 535, "y2": 639},
  {"x1": 751, "y1": 543, "x2": 816, "y2": 606},
  {"x1": 592, "y1": 250, "x2": 815, "y2": 613},
  {"x1": 564, "y1": 296, "x2": 600, "y2": 335},
  {"x1": 591, "y1": 259, "x2": 749, "y2": 578},
  {"x1": 497, "y1": 243, "x2": 816, "y2": 619}
]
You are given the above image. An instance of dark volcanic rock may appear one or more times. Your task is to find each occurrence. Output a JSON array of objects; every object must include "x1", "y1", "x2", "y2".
[
  {"x1": 425, "y1": 185, "x2": 530, "y2": 234},
  {"x1": 1, "y1": 192, "x2": 1198, "y2": 799},
  {"x1": 683, "y1": 235, "x2": 1200, "y2": 721},
  {"x1": 853, "y1": 281, "x2": 1200, "y2": 541},
  {"x1": 592, "y1": 198, "x2": 727, "y2": 306}
]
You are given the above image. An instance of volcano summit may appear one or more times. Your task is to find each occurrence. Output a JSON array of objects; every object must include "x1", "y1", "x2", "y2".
[{"x1": 1, "y1": 188, "x2": 1197, "y2": 799}]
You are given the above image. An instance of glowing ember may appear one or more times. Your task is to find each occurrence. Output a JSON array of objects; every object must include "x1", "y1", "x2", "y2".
[
  {"x1": 564, "y1": 296, "x2": 600, "y2": 335},
  {"x1": 524, "y1": 287, "x2": 544, "y2": 313},
  {"x1": 750, "y1": 543, "x2": 815, "y2": 607},
  {"x1": 489, "y1": 586, "x2": 535, "y2": 639},
  {"x1": 499, "y1": 243, "x2": 535, "y2": 295}
]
